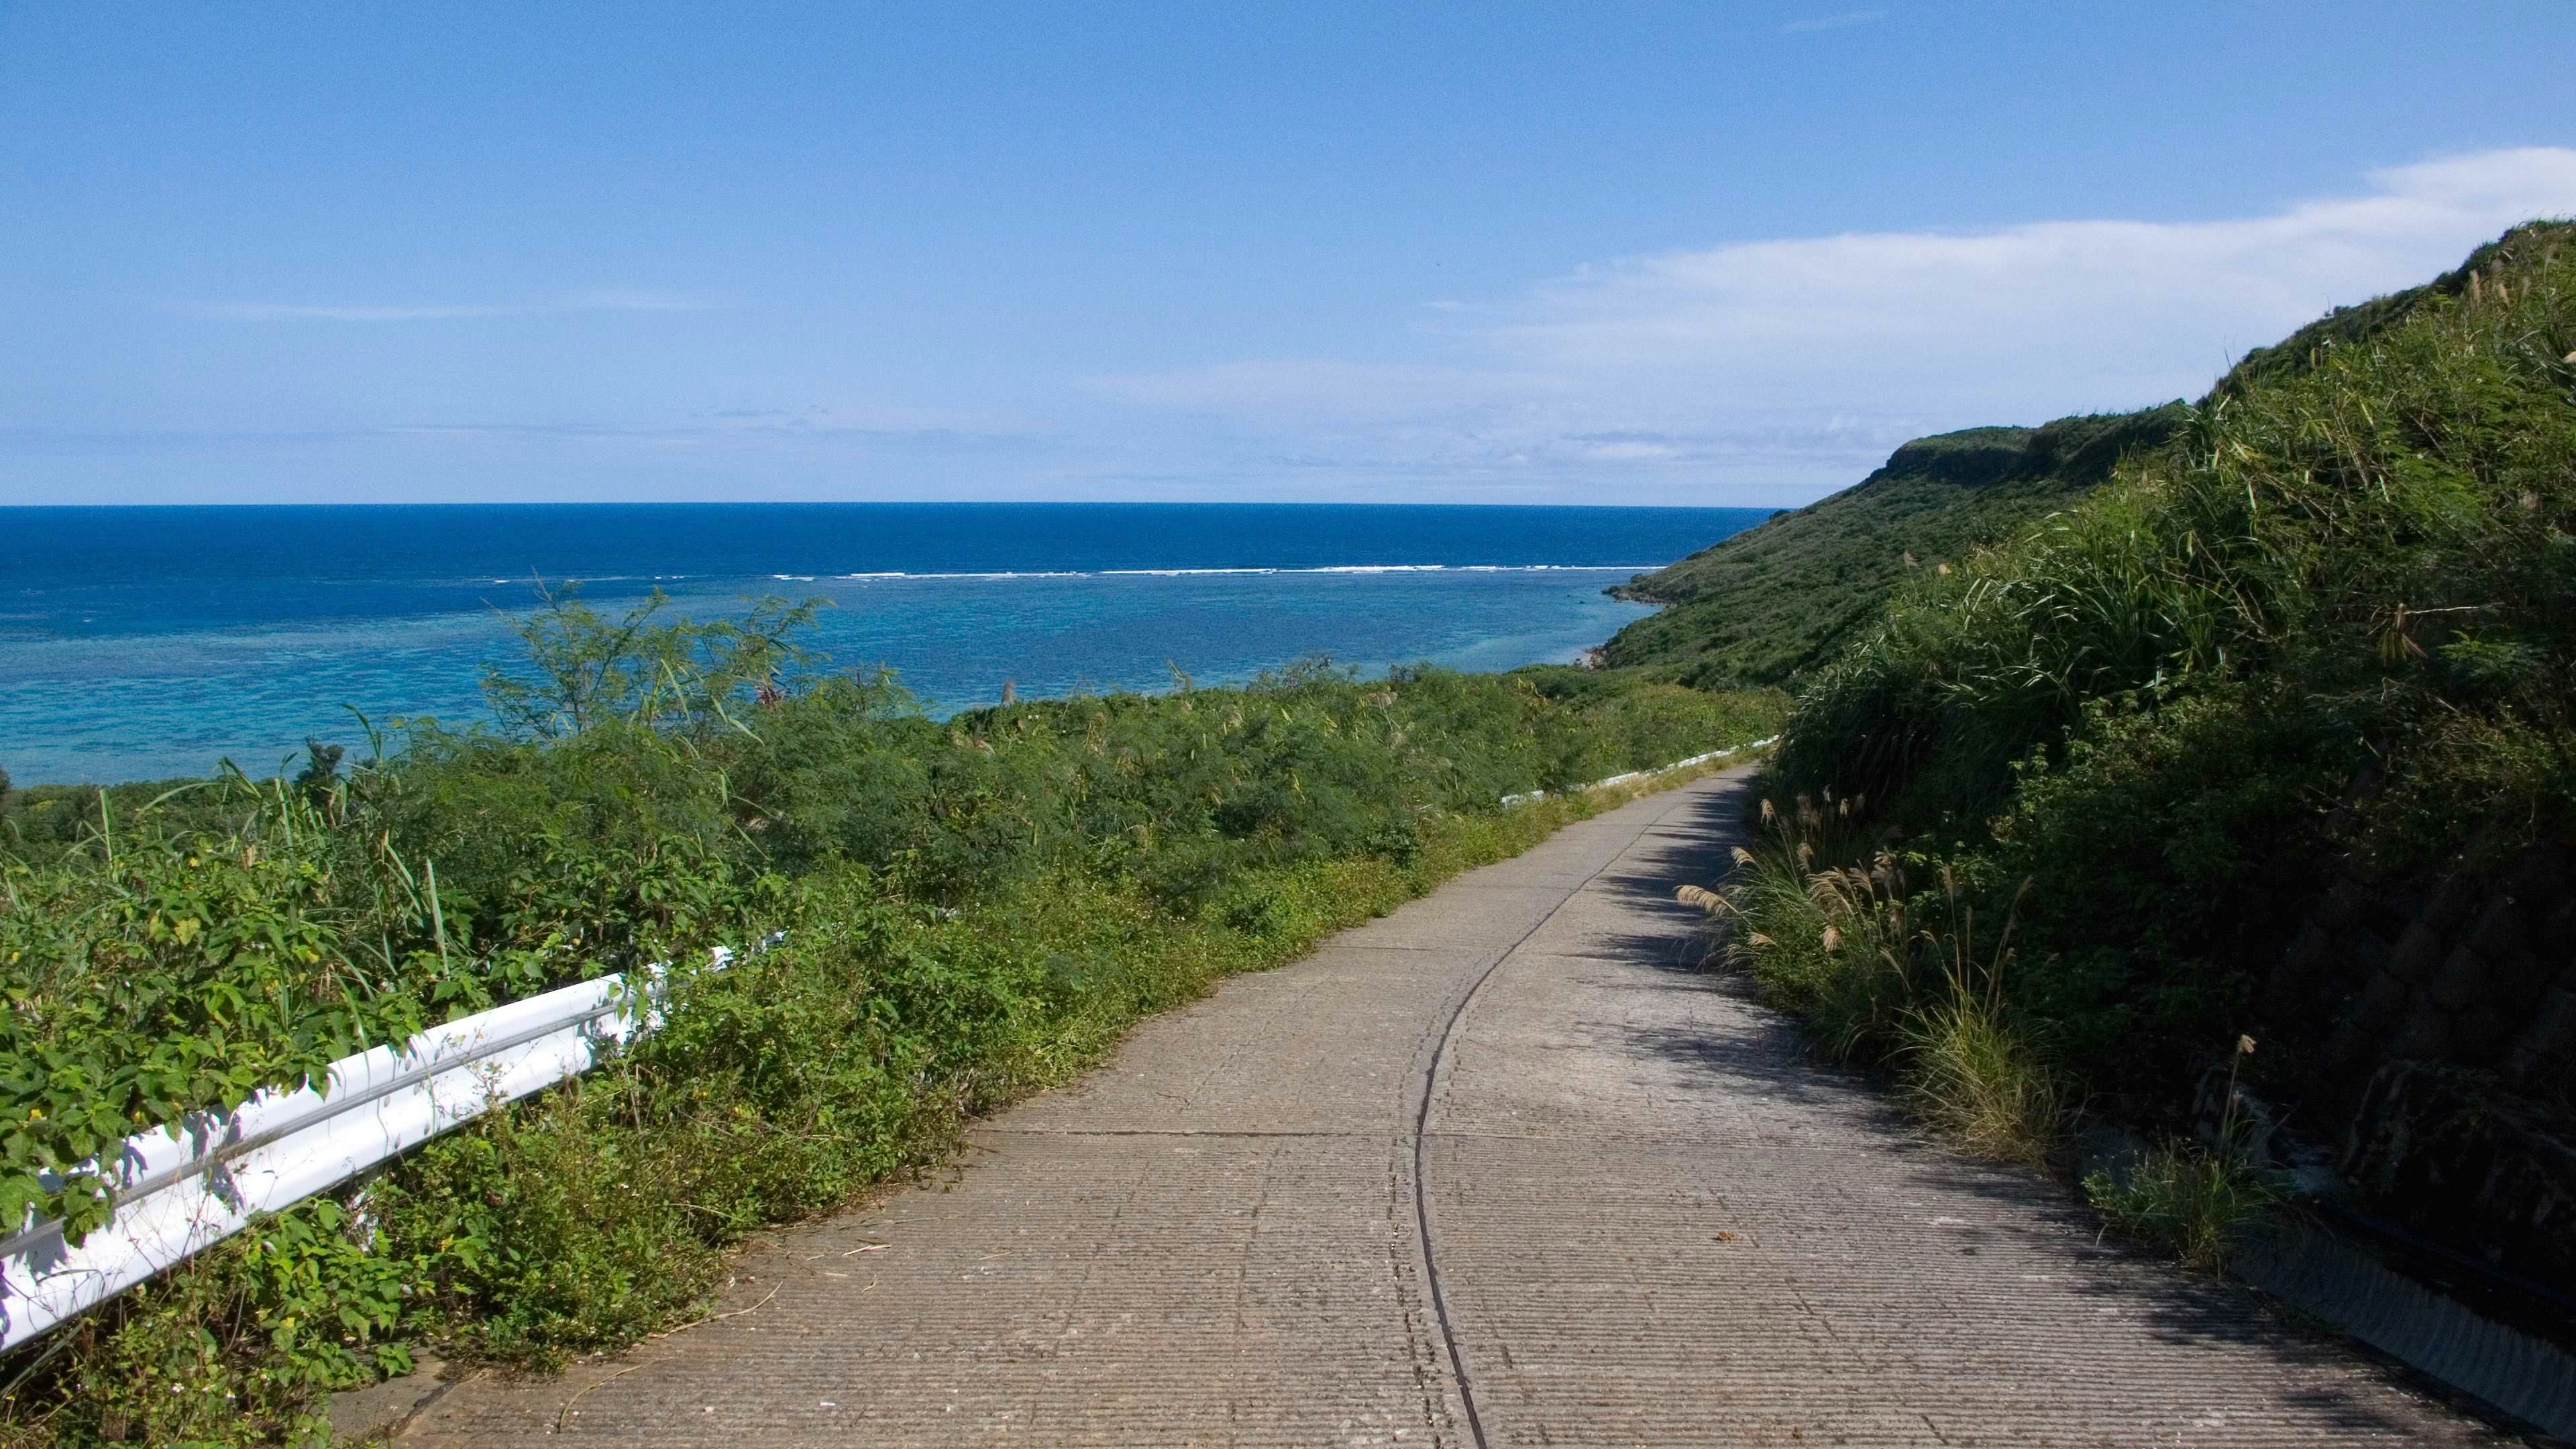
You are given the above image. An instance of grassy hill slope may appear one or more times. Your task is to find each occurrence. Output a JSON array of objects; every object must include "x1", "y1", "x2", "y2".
[
  {"x1": 1605, "y1": 221, "x2": 2573, "y2": 691},
  {"x1": 1601, "y1": 409, "x2": 2184, "y2": 686}
]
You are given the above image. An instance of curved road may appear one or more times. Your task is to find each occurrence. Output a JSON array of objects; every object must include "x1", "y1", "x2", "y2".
[{"x1": 402, "y1": 768, "x2": 2502, "y2": 1446}]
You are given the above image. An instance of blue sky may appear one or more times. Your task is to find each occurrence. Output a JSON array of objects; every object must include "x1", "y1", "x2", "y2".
[{"x1": 5, "y1": 2, "x2": 2575, "y2": 507}]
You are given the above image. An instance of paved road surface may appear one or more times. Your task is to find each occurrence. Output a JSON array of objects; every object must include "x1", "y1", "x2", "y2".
[{"x1": 402, "y1": 768, "x2": 2503, "y2": 1446}]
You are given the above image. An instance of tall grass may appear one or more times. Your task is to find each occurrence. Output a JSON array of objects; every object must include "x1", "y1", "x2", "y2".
[
  {"x1": 1783, "y1": 221, "x2": 2576, "y2": 833},
  {"x1": 2084, "y1": 1038, "x2": 2284, "y2": 1272},
  {"x1": 1713, "y1": 223, "x2": 2576, "y2": 1263},
  {"x1": 1717, "y1": 794, "x2": 1913, "y2": 1059},
  {"x1": 1604, "y1": 408, "x2": 2188, "y2": 690},
  {"x1": 2084, "y1": 1142, "x2": 2284, "y2": 1274},
  {"x1": 1682, "y1": 790, "x2": 2065, "y2": 1168},
  {"x1": 1762, "y1": 219, "x2": 2576, "y2": 1107},
  {"x1": 1894, "y1": 877, "x2": 2063, "y2": 1169}
]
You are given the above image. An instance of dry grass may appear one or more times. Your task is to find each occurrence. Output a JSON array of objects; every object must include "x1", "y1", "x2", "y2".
[
  {"x1": 1678, "y1": 789, "x2": 2065, "y2": 1167},
  {"x1": 1899, "y1": 992, "x2": 2064, "y2": 1169}
]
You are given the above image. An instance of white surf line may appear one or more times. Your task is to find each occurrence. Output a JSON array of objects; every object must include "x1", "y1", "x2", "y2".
[{"x1": 822, "y1": 564, "x2": 1661, "y2": 581}]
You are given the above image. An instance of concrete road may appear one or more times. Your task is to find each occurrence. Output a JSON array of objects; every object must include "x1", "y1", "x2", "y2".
[{"x1": 400, "y1": 768, "x2": 2503, "y2": 1446}]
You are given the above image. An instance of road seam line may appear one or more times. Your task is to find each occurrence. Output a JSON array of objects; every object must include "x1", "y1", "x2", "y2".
[{"x1": 1409, "y1": 778, "x2": 1724, "y2": 1449}]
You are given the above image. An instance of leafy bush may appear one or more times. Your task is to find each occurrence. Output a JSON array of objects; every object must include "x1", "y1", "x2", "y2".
[
  {"x1": 11, "y1": 1198, "x2": 411, "y2": 1448},
  {"x1": 0, "y1": 780, "x2": 440, "y2": 1243}
]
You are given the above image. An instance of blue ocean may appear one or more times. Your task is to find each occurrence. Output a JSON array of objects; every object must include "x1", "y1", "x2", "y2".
[{"x1": 0, "y1": 503, "x2": 1766, "y2": 784}]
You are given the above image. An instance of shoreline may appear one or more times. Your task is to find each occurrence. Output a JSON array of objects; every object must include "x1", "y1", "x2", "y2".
[
  {"x1": 0, "y1": 588, "x2": 1679, "y2": 789},
  {"x1": 2, "y1": 573, "x2": 1678, "y2": 790}
]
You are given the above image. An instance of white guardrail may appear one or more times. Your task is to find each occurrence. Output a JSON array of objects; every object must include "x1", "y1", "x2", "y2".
[
  {"x1": 0, "y1": 950, "x2": 738, "y2": 1352},
  {"x1": 0, "y1": 737, "x2": 1772, "y2": 1352},
  {"x1": 1497, "y1": 737, "x2": 1773, "y2": 807}
]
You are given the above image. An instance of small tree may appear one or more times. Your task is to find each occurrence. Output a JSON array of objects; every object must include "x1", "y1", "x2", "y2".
[
  {"x1": 292, "y1": 740, "x2": 344, "y2": 804},
  {"x1": 479, "y1": 582, "x2": 824, "y2": 740}
]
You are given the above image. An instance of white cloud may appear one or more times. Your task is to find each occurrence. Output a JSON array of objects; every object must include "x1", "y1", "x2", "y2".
[
  {"x1": 1095, "y1": 360, "x2": 1561, "y2": 425},
  {"x1": 191, "y1": 290, "x2": 708, "y2": 323},
  {"x1": 1782, "y1": 10, "x2": 1887, "y2": 34},
  {"x1": 1504, "y1": 148, "x2": 2576, "y2": 394},
  {"x1": 1106, "y1": 148, "x2": 2576, "y2": 502},
  {"x1": 197, "y1": 302, "x2": 511, "y2": 322},
  {"x1": 561, "y1": 289, "x2": 706, "y2": 313}
]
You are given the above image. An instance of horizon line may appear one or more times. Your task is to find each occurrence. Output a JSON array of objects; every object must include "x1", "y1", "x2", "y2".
[{"x1": 0, "y1": 498, "x2": 1794, "y2": 512}]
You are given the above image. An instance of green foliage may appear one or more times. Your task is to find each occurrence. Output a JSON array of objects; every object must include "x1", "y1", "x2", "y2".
[
  {"x1": 1702, "y1": 222, "x2": 2576, "y2": 1184},
  {"x1": 478, "y1": 585, "x2": 822, "y2": 741},
  {"x1": 1763, "y1": 220, "x2": 2576, "y2": 1092},
  {"x1": 2214, "y1": 221, "x2": 2555, "y2": 394},
  {"x1": 1617, "y1": 221, "x2": 2575, "y2": 701},
  {"x1": 0, "y1": 589, "x2": 1782, "y2": 1444},
  {"x1": 2085, "y1": 1039, "x2": 2287, "y2": 1272},
  {"x1": 1786, "y1": 220, "x2": 2576, "y2": 820},
  {"x1": 289, "y1": 743, "x2": 341, "y2": 807},
  {"x1": 6, "y1": 1198, "x2": 410, "y2": 1448},
  {"x1": 1965, "y1": 684, "x2": 2347, "y2": 1093},
  {"x1": 1694, "y1": 790, "x2": 1904, "y2": 1057},
  {"x1": 2346, "y1": 708, "x2": 2576, "y2": 879},
  {"x1": 1, "y1": 782, "x2": 218, "y2": 870},
  {"x1": 1898, "y1": 979, "x2": 2064, "y2": 1171},
  {"x1": 0, "y1": 778, "x2": 435, "y2": 1246},
  {"x1": 2084, "y1": 1140, "x2": 2285, "y2": 1274}
]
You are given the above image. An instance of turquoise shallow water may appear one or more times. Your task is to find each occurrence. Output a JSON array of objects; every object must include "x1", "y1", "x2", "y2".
[{"x1": 0, "y1": 503, "x2": 1768, "y2": 784}]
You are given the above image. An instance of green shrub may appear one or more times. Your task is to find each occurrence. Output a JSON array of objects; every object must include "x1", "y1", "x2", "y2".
[
  {"x1": 6, "y1": 1197, "x2": 409, "y2": 1448},
  {"x1": 0, "y1": 780, "x2": 439, "y2": 1244}
]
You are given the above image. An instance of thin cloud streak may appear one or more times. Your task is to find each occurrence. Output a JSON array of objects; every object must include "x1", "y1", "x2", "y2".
[
  {"x1": 1782, "y1": 10, "x2": 1887, "y2": 34},
  {"x1": 189, "y1": 290, "x2": 709, "y2": 323},
  {"x1": 199, "y1": 302, "x2": 515, "y2": 322}
]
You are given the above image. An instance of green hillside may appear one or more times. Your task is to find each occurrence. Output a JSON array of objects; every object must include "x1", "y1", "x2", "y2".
[{"x1": 1601, "y1": 409, "x2": 2184, "y2": 686}]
